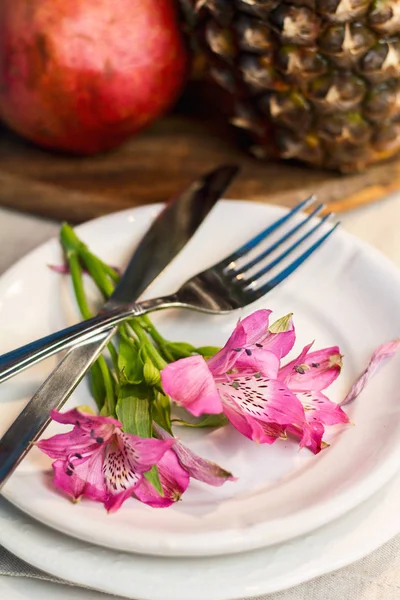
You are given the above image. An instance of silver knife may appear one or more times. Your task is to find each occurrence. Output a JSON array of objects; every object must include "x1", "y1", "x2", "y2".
[
  {"x1": 0, "y1": 165, "x2": 238, "y2": 487},
  {"x1": 0, "y1": 165, "x2": 238, "y2": 383}
]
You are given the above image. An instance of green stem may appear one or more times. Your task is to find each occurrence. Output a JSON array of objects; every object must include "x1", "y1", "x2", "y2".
[
  {"x1": 61, "y1": 223, "x2": 114, "y2": 298},
  {"x1": 62, "y1": 224, "x2": 170, "y2": 398},
  {"x1": 139, "y1": 315, "x2": 167, "y2": 344},
  {"x1": 68, "y1": 252, "x2": 92, "y2": 320},
  {"x1": 99, "y1": 359, "x2": 116, "y2": 417},
  {"x1": 61, "y1": 226, "x2": 116, "y2": 416},
  {"x1": 62, "y1": 224, "x2": 176, "y2": 360},
  {"x1": 83, "y1": 254, "x2": 114, "y2": 298},
  {"x1": 127, "y1": 320, "x2": 167, "y2": 371},
  {"x1": 108, "y1": 341, "x2": 120, "y2": 378},
  {"x1": 100, "y1": 262, "x2": 120, "y2": 284},
  {"x1": 138, "y1": 315, "x2": 176, "y2": 362}
]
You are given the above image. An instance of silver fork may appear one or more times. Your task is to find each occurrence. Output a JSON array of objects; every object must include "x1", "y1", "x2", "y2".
[{"x1": 0, "y1": 197, "x2": 338, "y2": 384}]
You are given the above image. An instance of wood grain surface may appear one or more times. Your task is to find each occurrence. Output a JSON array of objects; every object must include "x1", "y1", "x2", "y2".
[{"x1": 0, "y1": 82, "x2": 399, "y2": 223}]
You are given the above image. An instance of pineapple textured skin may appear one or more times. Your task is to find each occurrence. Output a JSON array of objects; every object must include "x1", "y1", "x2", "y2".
[{"x1": 189, "y1": 0, "x2": 400, "y2": 171}]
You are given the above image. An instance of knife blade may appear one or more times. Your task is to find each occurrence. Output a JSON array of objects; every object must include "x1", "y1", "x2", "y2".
[
  {"x1": 0, "y1": 164, "x2": 238, "y2": 487},
  {"x1": 0, "y1": 164, "x2": 238, "y2": 384}
]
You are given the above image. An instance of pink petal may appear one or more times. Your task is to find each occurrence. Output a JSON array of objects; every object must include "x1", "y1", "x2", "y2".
[
  {"x1": 206, "y1": 310, "x2": 287, "y2": 378},
  {"x1": 289, "y1": 421, "x2": 326, "y2": 454},
  {"x1": 49, "y1": 408, "x2": 121, "y2": 430},
  {"x1": 133, "y1": 477, "x2": 173, "y2": 508},
  {"x1": 247, "y1": 416, "x2": 287, "y2": 444},
  {"x1": 206, "y1": 325, "x2": 246, "y2": 375},
  {"x1": 219, "y1": 394, "x2": 286, "y2": 444},
  {"x1": 116, "y1": 432, "x2": 175, "y2": 472},
  {"x1": 279, "y1": 344, "x2": 342, "y2": 392},
  {"x1": 37, "y1": 432, "x2": 101, "y2": 460},
  {"x1": 297, "y1": 391, "x2": 350, "y2": 426},
  {"x1": 263, "y1": 314, "x2": 296, "y2": 358},
  {"x1": 75, "y1": 451, "x2": 107, "y2": 497},
  {"x1": 246, "y1": 417, "x2": 286, "y2": 444},
  {"x1": 208, "y1": 310, "x2": 272, "y2": 374},
  {"x1": 278, "y1": 342, "x2": 314, "y2": 383},
  {"x1": 219, "y1": 396, "x2": 254, "y2": 440},
  {"x1": 105, "y1": 488, "x2": 137, "y2": 513},
  {"x1": 48, "y1": 263, "x2": 71, "y2": 274},
  {"x1": 102, "y1": 434, "x2": 175, "y2": 513},
  {"x1": 158, "y1": 450, "x2": 190, "y2": 501},
  {"x1": 341, "y1": 339, "x2": 400, "y2": 406},
  {"x1": 154, "y1": 424, "x2": 236, "y2": 486},
  {"x1": 206, "y1": 320, "x2": 248, "y2": 375},
  {"x1": 234, "y1": 348, "x2": 280, "y2": 379},
  {"x1": 219, "y1": 374, "x2": 305, "y2": 427},
  {"x1": 134, "y1": 450, "x2": 190, "y2": 508},
  {"x1": 51, "y1": 447, "x2": 106, "y2": 502},
  {"x1": 37, "y1": 408, "x2": 119, "y2": 460},
  {"x1": 240, "y1": 309, "x2": 273, "y2": 345},
  {"x1": 52, "y1": 460, "x2": 86, "y2": 500},
  {"x1": 161, "y1": 355, "x2": 223, "y2": 417}
]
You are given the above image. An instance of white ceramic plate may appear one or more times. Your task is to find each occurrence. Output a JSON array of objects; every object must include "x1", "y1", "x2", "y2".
[
  {"x1": 2, "y1": 466, "x2": 400, "y2": 600},
  {"x1": 1, "y1": 200, "x2": 400, "y2": 558}
]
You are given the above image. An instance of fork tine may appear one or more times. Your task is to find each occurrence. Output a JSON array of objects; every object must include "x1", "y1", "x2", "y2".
[
  {"x1": 232, "y1": 203, "x2": 325, "y2": 277},
  {"x1": 220, "y1": 195, "x2": 316, "y2": 269},
  {"x1": 247, "y1": 222, "x2": 340, "y2": 300},
  {"x1": 240, "y1": 213, "x2": 333, "y2": 285}
]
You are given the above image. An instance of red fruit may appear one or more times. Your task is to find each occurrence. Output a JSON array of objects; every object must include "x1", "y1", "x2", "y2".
[{"x1": 0, "y1": 0, "x2": 188, "y2": 154}]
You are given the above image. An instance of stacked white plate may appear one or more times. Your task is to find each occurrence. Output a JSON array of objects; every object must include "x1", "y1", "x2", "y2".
[{"x1": 1, "y1": 200, "x2": 400, "y2": 600}]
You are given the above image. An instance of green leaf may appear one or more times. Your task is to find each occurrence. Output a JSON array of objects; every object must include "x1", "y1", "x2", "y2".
[
  {"x1": 118, "y1": 337, "x2": 143, "y2": 385},
  {"x1": 144, "y1": 466, "x2": 163, "y2": 495},
  {"x1": 269, "y1": 313, "x2": 293, "y2": 333},
  {"x1": 116, "y1": 384, "x2": 152, "y2": 438},
  {"x1": 173, "y1": 413, "x2": 228, "y2": 429},
  {"x1": 116, "y1": 385, "x2": 163, "y2": 496},
  {"x1": 195, "y1": 346, "x2": 221, "y2": 359},
  {"x1": 153, "y1": 392, "x2": 172, "y2": 434}
]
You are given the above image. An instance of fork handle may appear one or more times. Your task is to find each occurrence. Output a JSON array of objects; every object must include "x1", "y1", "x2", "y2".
[{"x1": 0, "y1": 295, "x2": 178, "y2": 384}]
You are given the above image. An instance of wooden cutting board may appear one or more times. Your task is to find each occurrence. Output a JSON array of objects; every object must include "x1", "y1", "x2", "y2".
[{"x1": 0, "y1": 82, "x2": 399, "y2": 224}]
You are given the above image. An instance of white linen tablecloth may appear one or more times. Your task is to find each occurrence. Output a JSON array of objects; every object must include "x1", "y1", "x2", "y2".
[{"x1": 1, "y1": 193, "x2": 400, "y2": 600}]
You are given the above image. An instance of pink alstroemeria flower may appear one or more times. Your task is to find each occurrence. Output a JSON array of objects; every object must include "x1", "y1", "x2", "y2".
[
  {"x1": 161, "y1": 310, "x2": 308, "y2": 446},
  {"x1": 37, "y1": 409, "x2": 174, "y2": 512},
  {"x1": 162, "y1": 309, "x2": 350, "y2": 454},
  {"x1": 279, "y1": 342, "x2": 349, "y2": 452},
  {"x1": 134, "y1": 424, "x2": 236, "y2": 507}
]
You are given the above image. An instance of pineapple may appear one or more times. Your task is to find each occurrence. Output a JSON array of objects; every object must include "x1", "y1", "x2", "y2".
[{"x1": 184, "y1": 0, "x2": 400, "y2": 172}]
